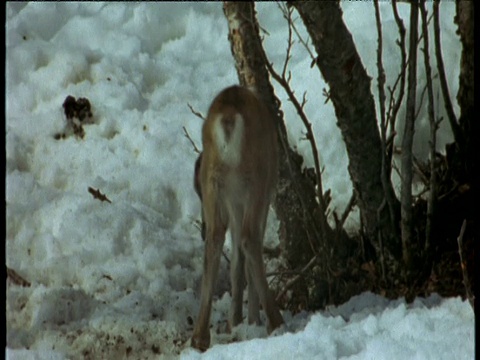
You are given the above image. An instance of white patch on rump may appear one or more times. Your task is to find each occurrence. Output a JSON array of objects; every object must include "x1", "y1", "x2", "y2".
[{"x1": 213, "y1": 113, "x2": 244, "y2": 167}]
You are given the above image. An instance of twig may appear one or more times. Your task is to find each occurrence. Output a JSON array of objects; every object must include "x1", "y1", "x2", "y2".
[
  {"x1": 322, "y1": 88, "x2": 332, "y2": 104},
  {"x1": 6, "y1": 267, "x2": 31, "y2": 287},
  {"x1": 339, "y1": 191, "x2": 356, "y2": 230},
  {"x1": 263, "y1": 7, "x2": 334, "y2": 295},
  {"x1": 267, "y1": 64, "x2": 328, "y2": 239},
  {"x1": 456, "y1": 220, "x2": 474, "y2": 310},
  {"x1": 187, "y1": 103, "x2": 206, "y2": 121},
  {"x1": 414, "y1": 79, "x2": 430, "y2": 120},
  {"x1": 412, "y1": 156, "x2": 430, "y2": 186},
  {"x1": 260, "y1": 57, "x2": 323, "y2": 259},
  {"x1": 275, "y1": 255, "x2": 318, "y2": 302},
  {"x1": 185, "y1": 103, "x2": 204, "y2": 153},
  {"x1": 182, "y1": 126, "x2": 201, "y2": 154},
  {"x1": 281, "y1": 5, "x2": 294, "y2": 79},
  {"x1": 277, "y1": 2, "x2": 316, "y2": 63},
  {"x1": 258, "y1": 10, "x2": 338, "y2": 304}
]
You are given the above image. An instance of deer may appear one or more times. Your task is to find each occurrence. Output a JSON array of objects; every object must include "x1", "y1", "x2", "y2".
[{"x1": 191, "y1": 85, "x2": 284, "y2": 351}]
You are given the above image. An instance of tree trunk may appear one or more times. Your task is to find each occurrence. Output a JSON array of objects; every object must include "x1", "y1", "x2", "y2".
[
  {"x1": 453, "y1": 0, "x2": 476, "y2": 297},
  {"x1": 400, "y1": 0, "x2": 419, "y2": 269},
  {"x1": 454, "y1": 0, "x2": 475, "y2": 180},
  {"x1": 291, "y1": 1, "x2": 401, "y2": 278},
  {"x1": 223, "y1": 1, "x2": 332, "y2": 308},
  {"x1": 455, "y1": 1, "x2": 474, "y2": 125}
]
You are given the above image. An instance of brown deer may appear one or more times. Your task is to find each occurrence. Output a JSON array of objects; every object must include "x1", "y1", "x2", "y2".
[{"x1": 191, "y1": 86, "x2": 284, "y2": 351}]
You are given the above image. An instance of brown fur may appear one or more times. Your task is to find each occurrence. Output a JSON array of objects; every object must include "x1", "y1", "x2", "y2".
[{"x1": 191, "y1": 86, "x2": 283, "y2": 351}]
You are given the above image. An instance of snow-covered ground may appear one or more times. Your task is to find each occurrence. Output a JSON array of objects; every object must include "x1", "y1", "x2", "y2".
[{"x1": 6, "y1": 2, "x2": 473, "y2": 359}]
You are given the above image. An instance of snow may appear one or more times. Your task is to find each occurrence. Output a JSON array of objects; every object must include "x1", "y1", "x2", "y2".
[{"x1": 6, "y1": 2, "x2": 473, "y2": 360}]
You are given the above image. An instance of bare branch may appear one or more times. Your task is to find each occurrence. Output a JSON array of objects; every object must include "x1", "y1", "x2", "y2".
[
  {"x1": 433, "y1": 0, "x2": 462, "y2": 145},
  {"x1": 263, "y1": 5, "x2": 330, "y2": 245},
  {"x1": 414, "y1": 78, "x2": 430, "y2": 120},
  {"x1": 339, "y1": 191, "x2": 356, "y2": 230},
  {"x1": 7, "y1": 267, "x2": 31, "y2": 287},
  {"x1": 185, "y1": 103, "x2": 203, "y2": 154},
  {"x1": 301, "y1": 91, "x2": 308, "y2": 108},
  {"x1": 322, "y1": 88, "x2": 331, "y2": 104},
  {"x1": 275, "y1": 255, "x2": 318, "y2": 303},
  {"x1": 412, "y1": 156, "x2": 430, "y2": 186},
  {"x1": 182, "y1": 126, "x2": 201, "y2": 154},
  {"x1": 387, "y1": 0, "x2": 407, "y2": 153},
  {"x1": 265, "y1": 60, "x2": 329, "y2": 243},
  {"x1": 281, "y1": 5, "x2": 294, "y2": 80},
  {"x1": 187, "y1": 103, "x2": 206, "y2": 121},
  {"x1": 278, "y1": 2, "x2": 316, "y2": 62}
]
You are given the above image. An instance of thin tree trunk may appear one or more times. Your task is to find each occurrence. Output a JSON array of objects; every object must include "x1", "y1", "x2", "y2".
[
  {"x1": 419, "y1": 0, "x2": 437, "y2": 253},
  {"x1": 291, "y1": 1, "x2": 401, "y2": 277},
  {"x1": 400, "y1": 0, "x2": 419, "y2": 269}
]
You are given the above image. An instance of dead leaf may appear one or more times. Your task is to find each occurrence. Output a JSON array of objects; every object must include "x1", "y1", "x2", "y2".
[{"x1": 88, "y1": 187, "x2": 112, "y2": 203}]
